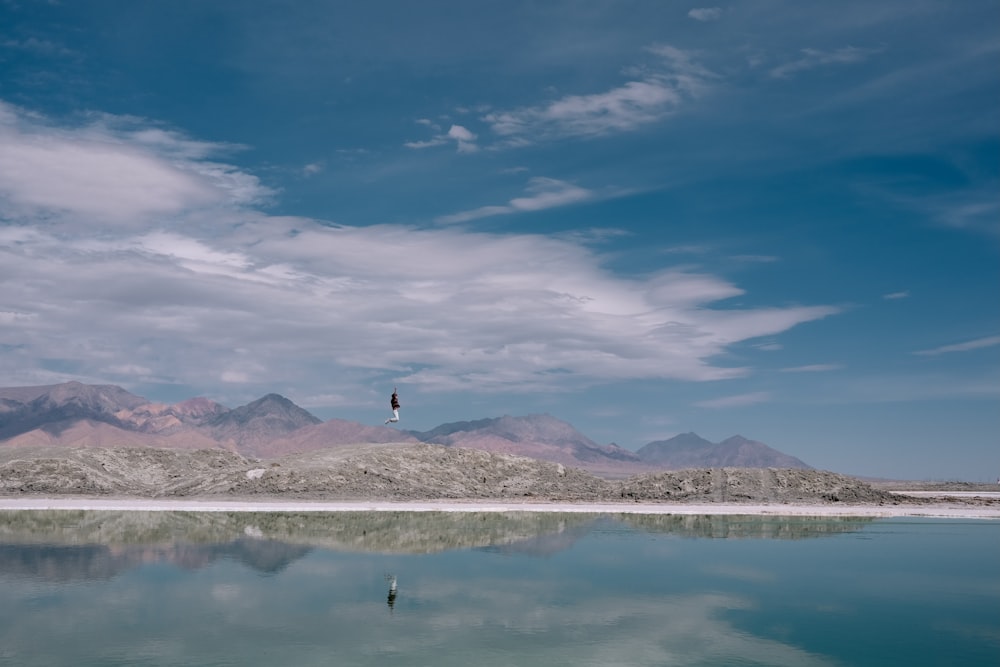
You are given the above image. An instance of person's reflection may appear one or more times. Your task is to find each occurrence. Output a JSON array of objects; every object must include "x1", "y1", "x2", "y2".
[{"x1": 386, "y1": 573, "x2": 397, "y2": 612}]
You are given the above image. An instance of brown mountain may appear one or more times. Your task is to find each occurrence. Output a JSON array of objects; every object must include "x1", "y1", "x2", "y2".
[
  {"x1": 635, "y1": 432, "x2": 715, "y2": 467},
  {"x1": 0, "y1": 383, "x2": 321, "y2": 456},
  {"x1": 248, "y1": 418, "x2": 418, "y2": 458},
  {"x1": 0, "y1": 381, "x2": 231, "y2": 440},
  {"x1": 0, "y1": 381, "x2": 147, "y2": 439},
  {"x1": 411, "y1": 414, "x2": 646, "y2": 474},
  {"x1": 637, "y1": 433, "x2": 812, "y2": 470},
  {"x1": 0, "y1": 382, "x2": 813, "y2": 473},
  {"x1": 0, "y1": 419, "x2": 224, "y2": 450},
  {"x1": 205, "y1": 394, "x2": 322, "y2": 453},
  {"x1": 118, "y1": 398, "x2": 230, "y2": 436}
]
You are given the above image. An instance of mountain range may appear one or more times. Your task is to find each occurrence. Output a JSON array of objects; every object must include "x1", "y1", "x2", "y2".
[{"x1": 0, "y1": 382, "x2": 812, "y2": 473}]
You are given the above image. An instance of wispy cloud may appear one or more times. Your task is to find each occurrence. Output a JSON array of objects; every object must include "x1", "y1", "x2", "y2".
[
  {"x1": 403, "y1": 137, "x2": 448, "y2": 149},
  {"x1": 882, "y1": 291, "x2": 909, "y2": 300},
  {"x1": 695, "y1": 392, "x2": 772, "y2": 409},
  {"x1": 1, "y1": 37, "x2": 76, "y2": 58},
  {"x1": 731, "y1": 254, "x2": 779, "y2": 263},
  {"x1": 435, "y1": 177, "x2": 593, "y2": 224},
  {"x1": 405, "y1": 123, "x2": 478, "y2": 152},
  {"x1": 914, "y1": 335, "x2": 1000, "y2": 356},
  {"x1": 481, "y1": 44, "x2": 715, "y2": 145},
  {"x1": 854, "y1": 170, "x2": 999, "y2": 240},
  {"x1": 687, "y1": 7, "x2": 723, "y2": 22},
  {"x1": 403, "y1": 45, "x2": 714, "y2": 151},
  {"x1": 770, "y1": 46, "x2": 883, "y2": 79},
  {"x1": 780, "y1": 364, "x2": 843, "y2": 373},
  {"x1": 484, "y1": 80, "x2": 679, "y2": 140},
  {"x1": 930, "y1": 193, "x2": 1000, "y2": 237}
]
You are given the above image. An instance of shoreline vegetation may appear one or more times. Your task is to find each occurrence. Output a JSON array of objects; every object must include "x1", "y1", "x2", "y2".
[{"x1": 1, "y1": 443, "x2": 997, "y2": 519}]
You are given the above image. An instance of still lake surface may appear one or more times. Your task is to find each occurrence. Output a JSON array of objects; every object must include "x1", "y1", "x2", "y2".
[{"x1": 0, "y1": 510, "x2": 997, "y2": 666}]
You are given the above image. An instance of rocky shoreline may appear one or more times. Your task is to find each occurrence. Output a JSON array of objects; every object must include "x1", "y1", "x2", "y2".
[{"x1": 2, "y1": 443, "x2": 996, "y2": 512}]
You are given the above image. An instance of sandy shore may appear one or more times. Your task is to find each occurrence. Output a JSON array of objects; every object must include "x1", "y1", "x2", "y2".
[{"x1": 1, "y1": 497, "x2": 997, "y2": 518}]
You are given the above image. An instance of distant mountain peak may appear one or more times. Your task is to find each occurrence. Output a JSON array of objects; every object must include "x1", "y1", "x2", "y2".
[
  {"x1": 409, "y1": 413, "x2": 642, "y2": 471},
  {"x1": 172, "y1": 396, "x2": 226, "y2": 413},
  {"x1": 249, "y1": 392, "x2": 295, "y2": 406},
  {"x1": 207, "y1": 393, "x2": 321, "y2": 452},
  {"x1": 637, "y1": 432, "x2": 811, "y2": 470},
  {"x1": 414, "y1": 413, "x2": 589, "y2": 445},
  {"x1": 211, "y1": 394, "x2": 319, "y2": 425}
]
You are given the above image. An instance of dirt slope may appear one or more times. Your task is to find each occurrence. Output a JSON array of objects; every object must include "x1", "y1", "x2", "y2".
[{"x1": 0, "y1": 443, "x2": 938, "y2": 506}]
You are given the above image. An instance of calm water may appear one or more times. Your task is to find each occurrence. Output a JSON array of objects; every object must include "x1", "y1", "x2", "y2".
[{"x1": 0, "y1": 511, "x2": 997, "y2": 666}]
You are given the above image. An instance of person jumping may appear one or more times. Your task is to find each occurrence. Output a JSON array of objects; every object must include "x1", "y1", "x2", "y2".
[{"x1": 384, "y1": 387, "x2": 400, "y2": 424}]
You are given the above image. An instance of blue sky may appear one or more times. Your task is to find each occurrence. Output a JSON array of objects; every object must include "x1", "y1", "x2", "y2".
[{"x1": 1, "y1": 1, "x2": 997, "y2": 480}]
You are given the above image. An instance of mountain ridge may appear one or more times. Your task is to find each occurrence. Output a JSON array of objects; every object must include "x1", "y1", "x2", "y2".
[
  {"x1": 637, "y1": 432, "x2": 812, "y2": 470},
  {"x1": 0, "y1": 381, "x2": 812, "y2": 473}
]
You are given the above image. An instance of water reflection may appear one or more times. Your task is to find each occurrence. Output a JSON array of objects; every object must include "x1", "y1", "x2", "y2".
[
  {"x1": 0, "y1": 512, "x2": 996, "y2": 667},
  {"x1": 0, "y1": 510, "x2": 872, "y2": 583},
  {"x1": 620, "y1": 513, "x2": 874, "y2": 539},
  {"x1": 386, "y1": 573, "x2": 398, "y2": 612},
  {"x1": 0, "y1": 509, "x2": 873, "y2": 547},
  {"x1": 0, "y1": 538, "x2": 311, "y2": 582}
]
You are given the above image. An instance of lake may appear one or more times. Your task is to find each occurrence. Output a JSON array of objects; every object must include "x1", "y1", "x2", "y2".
[{"x1": 0, "y1": 510, "x2": 997, "y2": 666}]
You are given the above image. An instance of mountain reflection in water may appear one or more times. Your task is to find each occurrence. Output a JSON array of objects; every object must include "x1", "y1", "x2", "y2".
[
  {"x1": 2, "y1": 512, "x2": 993, "y2": 667},
  {"x1": 0, "y1": 510, "x2": 872, "y2": 582}
]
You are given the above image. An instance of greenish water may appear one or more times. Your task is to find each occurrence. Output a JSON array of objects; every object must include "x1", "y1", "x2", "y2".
[{"x1": 0, "y1": 511, "x2": 997, "y2": 666}]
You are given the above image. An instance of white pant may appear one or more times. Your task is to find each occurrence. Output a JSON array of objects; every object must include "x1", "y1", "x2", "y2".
[{"x1": 385, "y1": 409, "x2": 399, "y2": 424}]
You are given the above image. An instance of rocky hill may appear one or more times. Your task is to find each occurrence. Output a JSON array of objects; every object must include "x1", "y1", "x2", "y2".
[{"x1": 0, "y1": 444, "x2": 908, "y2": 506}]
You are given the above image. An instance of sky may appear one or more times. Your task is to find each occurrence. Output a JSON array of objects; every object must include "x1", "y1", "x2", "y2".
[{"x1": 1, "y1": 1, "x2": 997, "y2": 481}]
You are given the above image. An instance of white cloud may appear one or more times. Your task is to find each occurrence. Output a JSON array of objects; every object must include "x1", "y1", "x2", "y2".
[
  {"x1": 695, "y1": 392, "x2": 772, "y2": 409},
  {"x1": 770, "y1": 46, "x2": 883, "y2": 79},
  {"x1": 405, "y1": 123, "x2": 478, "y2": 153},
  {"x1": 447, "y1": 124, "x2": 479, "y2": 153},
  {"x1": 482, "y1": 44, "x2": 714, "y2": 144},
  {"x1": 688, "y1": 8, "x2": 723, "y2": 22},
  {"x1": 882, "y1": 291, "x2": 909, "y2": 300},
  {"x1": 436, "y1": 177, "x2": 593, "y2": 224},
  {"x1": 0, "y1": 101, "x2": 270, "y2": 228},
  {"x1": 486, "y1": 81, "x2": 679, "y2": 139},
  {"x1": 403, "y1": 137, "x2": 448, "y2": 149},
  {"x1": 914, "y1": 335, "x2": 1000, "y2": 356},
  {"x1": 404, "y1": 44, "x2": 718, "y2": 153},
  {"x1": 2, "y1": 214, "x2": 839, "y2": 395},
  {"x1": 780, "y1": 364, "x2": 843, "y2": 373},
  {"x1": 0, "y1": 103, "x2": 842, "y2": 402}
]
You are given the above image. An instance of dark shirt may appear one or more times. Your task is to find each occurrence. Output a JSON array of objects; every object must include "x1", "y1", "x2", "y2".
[{"x1": 390, "y1": 393, "x2": 400, "y2": 410}]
